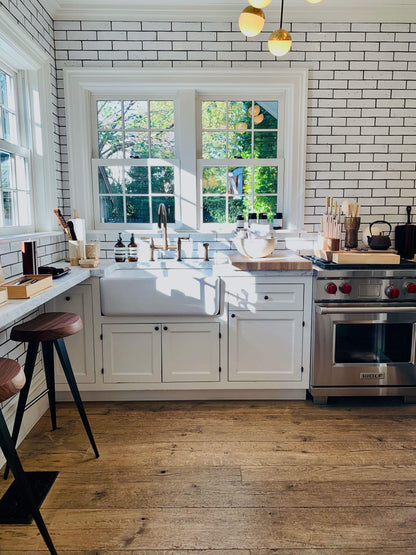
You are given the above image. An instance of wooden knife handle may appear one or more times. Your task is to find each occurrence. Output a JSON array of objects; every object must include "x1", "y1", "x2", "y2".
[
  {"x1": 53, "y1": 208, "x2": 71, "y2": 238},
  {"x1": 67, "y1": 220, "x2": 77, "y2": 240},
  {"x1": 407, "y1": 205, "x2": 412, "y2": 224}
]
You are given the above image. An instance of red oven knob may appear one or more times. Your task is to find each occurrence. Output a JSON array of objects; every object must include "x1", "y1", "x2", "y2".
[
  {"x1": 386, "y1": 286, "x2": 400, "y2": 299},
  {"x1": 407, "y1": 283, "x2": 416, "y2": 294},
  {"x1": 326, "y1": 283, "x2": 337, "y2": 294},
  {"x1": 340, "y1": 283, "x2": 352, "y2": 295}
]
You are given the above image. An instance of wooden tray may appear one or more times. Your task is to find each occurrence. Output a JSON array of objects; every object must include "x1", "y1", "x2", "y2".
[
  {"x1": 332, "y1": 251, "x2": 400, "y2": 265},
  {"x1": 2, "y1": 274, "x2": 53, "y2": 299},
  {"x1": 78, "y1": 258, "x2": 99, "y2": 268}
]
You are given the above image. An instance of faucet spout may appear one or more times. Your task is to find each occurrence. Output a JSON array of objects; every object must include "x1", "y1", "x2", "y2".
[{"x1": 157, "y1": 203, "x2": 169, "y2": 251}]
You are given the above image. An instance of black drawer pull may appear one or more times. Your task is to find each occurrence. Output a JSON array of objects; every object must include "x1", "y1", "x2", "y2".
[
  {"x1": 155, "y1": 326, "x2": 159, "y2": 331},
  {"x1": 264, "y1": 295, "x2": 269, "y2": 300},
  {"x1": 163, "y1": 326, "x2": 168, "y2": 331},
  {"x1": 231, "y1": 314, "x2": 235, "y2": 318},
  {"x1": 65, "y1": 296, "x2": 70, "y2": 301}
]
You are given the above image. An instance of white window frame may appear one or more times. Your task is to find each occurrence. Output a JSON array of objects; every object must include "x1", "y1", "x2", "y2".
[
  {"x1": 91, "y1": 95, "x2": 181, "y2": 229},
  {"x1": 197, "y1": 95, "x2": 285, "y2": 228},
  {"x1": 64, "y1": 68, "x2": 308, "y2": 232},
  {"x1": 0, "y1": 7, "x2": 57, "y2": 235}
]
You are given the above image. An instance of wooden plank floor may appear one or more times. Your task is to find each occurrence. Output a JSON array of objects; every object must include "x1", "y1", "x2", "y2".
[{"x1": 1, "y1": 398, "x2": 416, "y2": 553}]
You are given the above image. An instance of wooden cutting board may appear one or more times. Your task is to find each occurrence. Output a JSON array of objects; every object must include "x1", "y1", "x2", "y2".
[
  {"x1": 332, "y1": 251, "x2": 400, "y2": 264},
  {"x1": 228, "y1": 252, "x2": 313, "y2": 270}
]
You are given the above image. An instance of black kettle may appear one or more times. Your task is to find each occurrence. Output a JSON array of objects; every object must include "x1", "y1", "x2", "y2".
[{"x1": 367, "y1": 220, "x2": 392, "y2": 250}]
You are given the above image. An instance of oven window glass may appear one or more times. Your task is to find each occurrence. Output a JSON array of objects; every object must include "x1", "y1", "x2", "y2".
[{"x1": 334, "y1": 323, "x2": 413, "y2": 364}]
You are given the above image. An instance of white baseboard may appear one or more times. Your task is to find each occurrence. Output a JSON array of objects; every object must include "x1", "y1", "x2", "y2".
[{"x1": 56, "y1": 389, "x2": 307, "y2": 402}]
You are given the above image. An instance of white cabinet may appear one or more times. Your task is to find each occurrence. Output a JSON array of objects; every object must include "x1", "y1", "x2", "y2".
[
  {"x1": 227, "y1": 279, "x2": 307, "y2": 383},
  {"x1": 102, "y1": 324, "x2": 162, "y2": 383},
  {"x1": 45, "y1": 283, "x2": 95, "y2": 384},
  {"x1": 162, "y1": 323, "x2": 220, "y2": 382},
  {"x1": 102, "y1": 322, "x2": 220, "y2": 384},
  {"x1": 228, "y1": 310, "x2": 303, "y2": 382}
]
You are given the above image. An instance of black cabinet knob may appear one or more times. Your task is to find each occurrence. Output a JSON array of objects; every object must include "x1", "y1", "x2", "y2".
[
  {"x1": 231, "y1": 314, "x2": 235, "y2": 318},
  {"x1": 65, "y1": 296, "x2": 70, "y2": 301},
  {"x1": 155, "y1": 326, "x2": 159, "y2": 331},
  {"x1": 163, "y1": 326, "x2": 168, "y2": 331},
  {"x1": 264, "y1": 295, "x2": 269, "y2": 300}
]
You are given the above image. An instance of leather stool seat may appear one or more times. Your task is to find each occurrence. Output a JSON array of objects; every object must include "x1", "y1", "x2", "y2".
[
  {"x1": 11, "y1": 312, "x2": 83, "y2": 342},
  {"x1": 0, "y1": 358, "x2": 26, "y2": 402},
  {"x1": 5, "y1": 310, "x2": 99, "y2": 483}
]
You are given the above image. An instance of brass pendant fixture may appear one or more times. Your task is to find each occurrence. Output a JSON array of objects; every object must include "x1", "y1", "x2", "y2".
[
  {"x1": 238, "y1": 0, "x2": 323, "y2": 58},
  {"x1": 238, "y1": 5, "x2": 265, "y2": 37},
  {"x1": 268, "y1": 0, "x2": 292, "y2": 57}
]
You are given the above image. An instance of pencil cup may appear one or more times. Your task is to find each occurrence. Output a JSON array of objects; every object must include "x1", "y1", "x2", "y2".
[
  {"x1": 344, "y1": 217, "x2": 361, "y2": 249},
  {"x1": 68, "y1": 240, "x2": 84, "y2": 266},
  {"x1": 85, "y1": 243, "x2": 100, "y2": 260}
]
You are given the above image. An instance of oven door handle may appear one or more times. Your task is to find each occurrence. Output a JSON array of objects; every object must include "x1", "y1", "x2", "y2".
[{"x1": 316, "y1": 305, "x2": 416, "y2": 315}]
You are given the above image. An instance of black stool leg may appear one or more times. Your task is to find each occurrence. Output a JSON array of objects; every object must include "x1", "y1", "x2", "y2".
[
  {"x1": 54, "y1": 338, "x2": 99, "y2": 459},
  {"x1": 0, "y1": 410, "x2": 57, "y2": 555},
  {"x1": 42, "y1": 341, "x2": 57, "y2": 431},
  {"x1": 4, "y1": 341, "x2": 39, "y2": 480}
]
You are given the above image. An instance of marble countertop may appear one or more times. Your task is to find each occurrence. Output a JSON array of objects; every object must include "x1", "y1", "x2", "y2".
[
  {"x1": 0, "y1": 254, "x2": 314, "y2": 330},
  {"x1": 0, "y1": 265, "x2": 90, "y2": 329}
]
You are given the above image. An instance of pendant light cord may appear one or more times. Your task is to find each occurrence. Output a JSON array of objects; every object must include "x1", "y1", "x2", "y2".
[{"x1": 280, "y1": 0, "x2": 285, "y2": 29}]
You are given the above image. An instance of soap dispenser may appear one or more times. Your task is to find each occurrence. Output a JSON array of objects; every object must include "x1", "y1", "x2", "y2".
[
  {"x1": 114, "y1": 233, "x2": 126, "y2": 262},
  {"x1": 128, "y1": 233, "x2": 138, "y2": 262}
]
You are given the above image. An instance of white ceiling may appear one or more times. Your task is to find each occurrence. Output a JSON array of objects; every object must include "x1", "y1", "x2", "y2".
[{"x1": 41, "y1": 0, "x2": 416, "y2": 23}]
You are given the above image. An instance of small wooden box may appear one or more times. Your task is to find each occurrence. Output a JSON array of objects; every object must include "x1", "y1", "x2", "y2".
[{"x1": 2, "y1": 274, "x2": 53, "y2": 299}]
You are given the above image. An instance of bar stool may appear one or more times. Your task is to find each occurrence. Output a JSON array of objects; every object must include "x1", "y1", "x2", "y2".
[
  {"x1": 0, "y1": 358, "x2": 57, "y2": 554},
  {"x1": 4, "y1": 312, "x2": 99, "y2": 480}
]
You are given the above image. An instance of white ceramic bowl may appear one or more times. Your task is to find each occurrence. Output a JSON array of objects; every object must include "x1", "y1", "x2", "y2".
[{"x1": 233, "y1": 237, "x2": 276, "y2": 258}]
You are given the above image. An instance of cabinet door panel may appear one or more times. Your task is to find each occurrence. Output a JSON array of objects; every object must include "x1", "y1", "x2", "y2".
[
  {"x1": 102, "y1": 324, "x2": 161, "y2": 383},
  {"x1": 162, "y1": 323, "x2": 220, "y2": 383},
  {"x1": 46, "y1": 284, "x2": 95, "y2": 384},
  {"x1": 229, "y1": 311, "x2": 303, "y2": 382}
]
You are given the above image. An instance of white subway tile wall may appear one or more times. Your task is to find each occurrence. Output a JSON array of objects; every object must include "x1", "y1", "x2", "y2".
[
  {"x1": 1, "y1": 0, "x2": 67, "y2": 274},
  {"x1": 0, "y1": 2, "x2": 67, "y2": 407},
  {"x1": 52, "y1": 19, "x2": 416, "y2": 246},
  {"x1": 2, "y1": 4, "x2": 416, "y2": 256}
]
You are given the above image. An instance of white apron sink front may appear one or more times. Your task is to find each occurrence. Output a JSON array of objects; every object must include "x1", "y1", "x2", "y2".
[{"x1": 100, "y1": 263, "x2": 222, "y2": 316}]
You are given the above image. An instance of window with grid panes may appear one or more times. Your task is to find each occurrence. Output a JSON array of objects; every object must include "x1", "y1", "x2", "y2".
[
  {"x1": 94, "y1": 100, "x2": 177, "y2": 225},
  {"x1": 71, "y1": 69, "x2": 306, "y2": 231},
  {"x1": 200, "y1": 100, "x2": 281, "y2": 224},
  {"x1": 0, "y1": 66, "x2": 32, "y2": 229}
]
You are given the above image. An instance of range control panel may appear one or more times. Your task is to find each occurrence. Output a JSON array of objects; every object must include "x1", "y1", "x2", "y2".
[{"x1": 315, "y1": 277, "x2": 416, "y2": 303}]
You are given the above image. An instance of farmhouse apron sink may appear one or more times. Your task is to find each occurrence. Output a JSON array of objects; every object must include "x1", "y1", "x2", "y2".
[{"x1": 100, "y1": 262, "x2": 222, "y2": 316}]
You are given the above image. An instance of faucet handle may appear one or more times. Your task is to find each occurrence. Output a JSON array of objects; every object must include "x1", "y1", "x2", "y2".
[
  {"x1": 203, "y1": 242, "x2": 209, "y2": 262},
  {"x1": 149, "y1": 237, "x2": 155, "y2": 261},
  {"x1": 177, "y1": 237, "x2": 182, "y2": 262}
]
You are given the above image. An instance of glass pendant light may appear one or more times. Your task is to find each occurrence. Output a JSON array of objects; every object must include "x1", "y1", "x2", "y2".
[
  {"x1": 239, "y1": 6, "x2": 265, "y2": 37},
  {"x1": 248, "y1": 0, "x2": 272, "y2": 7},
  {"x1": 268, "y1": 0, "x2": 292, "y2": 57}
]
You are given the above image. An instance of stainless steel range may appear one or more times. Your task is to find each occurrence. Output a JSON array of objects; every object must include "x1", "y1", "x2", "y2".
[{"x1": 305, "y1": 256, "x2": 416, "y2": 404}]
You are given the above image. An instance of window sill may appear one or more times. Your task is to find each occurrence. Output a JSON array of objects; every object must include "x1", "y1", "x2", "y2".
[{"x1": 0, "y1": 230, "x2": 66, "y2": 244}]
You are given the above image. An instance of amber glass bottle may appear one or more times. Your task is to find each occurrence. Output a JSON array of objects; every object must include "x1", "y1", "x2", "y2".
[
  {"x1": 128, "y1": 233, "x2": 138, "y2": 262},
  {"x1": 114, "y1": 232, "x2": 126, "y2": 262}
]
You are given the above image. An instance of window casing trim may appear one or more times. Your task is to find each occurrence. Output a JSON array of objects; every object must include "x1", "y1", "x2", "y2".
[
  {"x1": 0, "y1": 7, "x2": 57, "y2": 235},
  {"x1": 64, "y1": 67, "x2": 308, "y2": 232}
]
